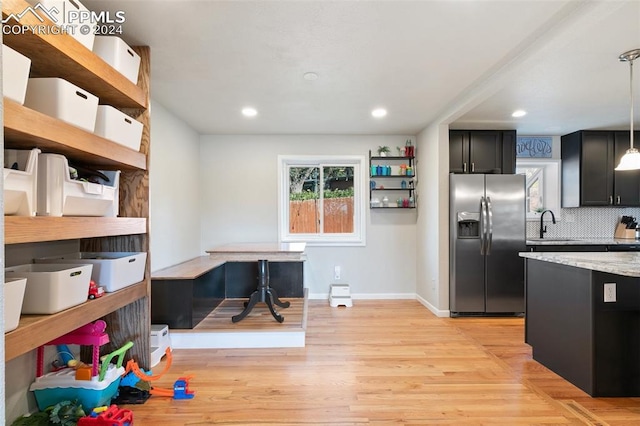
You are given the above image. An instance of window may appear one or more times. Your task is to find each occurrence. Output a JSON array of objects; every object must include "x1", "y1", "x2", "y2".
[
  {"x1": 515, "y1": 159, "x2": 561, "y2": 220},
  {"x1": 278, "y1": 155, "x2": 366, "y2": 246}
]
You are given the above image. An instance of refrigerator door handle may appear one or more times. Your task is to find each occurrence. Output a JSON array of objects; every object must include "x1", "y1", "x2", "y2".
[
  {"x1": 480, "y1": 196, "x2": 487, "y2": 255},
  {"x1": 486, "y1": 196, "x2": 493, "y2": 255}
]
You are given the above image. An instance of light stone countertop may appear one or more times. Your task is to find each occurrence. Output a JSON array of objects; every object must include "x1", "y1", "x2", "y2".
[
  {"x1": 526, "y1": 238, "x2": 640, "y2": 246},
  {"x1": 519, "y1": 251, "x2": 640, "y2": 277},
  {"x1": 206, "y1": 242, "x2": 307, "y2": 262}
]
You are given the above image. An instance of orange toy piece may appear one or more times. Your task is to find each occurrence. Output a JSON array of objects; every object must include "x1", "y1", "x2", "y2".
[{"x1": 123, "y1": 348, "x2": 172, "y2": 382}]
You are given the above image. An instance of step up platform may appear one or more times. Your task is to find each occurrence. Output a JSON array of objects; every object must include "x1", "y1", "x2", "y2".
[{"x1": 329, "y1": 284, "x2": 353, "y2": 307}]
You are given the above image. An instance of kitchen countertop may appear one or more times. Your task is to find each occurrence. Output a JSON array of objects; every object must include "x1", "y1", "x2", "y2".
[
  {"x1": 519, "y1": 251, "x2": 640, "y2": 277},
  {"x1": 526, "y1": 238, "x2": 640, "y2": 245}
]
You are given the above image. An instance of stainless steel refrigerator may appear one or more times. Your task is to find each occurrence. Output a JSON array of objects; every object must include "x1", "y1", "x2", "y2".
[{"x1": 449, "y1": 174, "x2": 525, "y2": 316}]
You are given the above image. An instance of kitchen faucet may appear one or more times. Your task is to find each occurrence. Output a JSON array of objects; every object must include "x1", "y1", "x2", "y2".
[{"x1": 539, "y1": 209, "x2": 556, "y2": 239}]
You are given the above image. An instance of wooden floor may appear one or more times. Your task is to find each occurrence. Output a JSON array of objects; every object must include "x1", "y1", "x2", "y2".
[
  {"x1": 193, "y1": 298, "x2": 306, "y2": 331},
  {"x1": 124, "y1": 300, "x2": 640, "y2": 425}
]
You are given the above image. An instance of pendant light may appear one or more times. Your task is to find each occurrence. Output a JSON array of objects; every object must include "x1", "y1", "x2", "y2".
[{"x1": 615, "y1": 48, "x2": 640, "y2": 170}]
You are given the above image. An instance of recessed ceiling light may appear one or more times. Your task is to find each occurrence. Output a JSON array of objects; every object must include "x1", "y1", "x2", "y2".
[
  {"x1": 372, "y1": 108, "x2": 387, "y2": 118},
  {"x1": 303, "y1": 72, "x2": 318, "y2": 81},
  {"x1": 242, "y1": 107, "x2": 257, "y2": 117},
  {"x1": 512, "y1": 109, "x2": 527, "y2": 118}
]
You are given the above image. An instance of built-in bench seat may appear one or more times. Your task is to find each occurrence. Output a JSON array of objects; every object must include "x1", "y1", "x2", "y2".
[{"x1": 151, "y1": 244, "x2": 306, "y2": 329}]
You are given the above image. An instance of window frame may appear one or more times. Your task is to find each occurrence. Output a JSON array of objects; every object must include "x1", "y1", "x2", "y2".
[
  {"x1": 278, "y1": 155, "x2": 366, "y2": 246},
  {"x1": 515, "y1": 159, "x2": 561, "y2": 220}
]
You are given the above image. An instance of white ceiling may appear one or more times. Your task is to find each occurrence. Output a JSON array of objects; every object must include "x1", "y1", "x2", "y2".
[{"x1": 83, "y1": 0, "x2": 640, "y2": 136}]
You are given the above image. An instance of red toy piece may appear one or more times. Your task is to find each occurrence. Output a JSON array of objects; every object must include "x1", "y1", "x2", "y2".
[
  {"x1": 77, "y1": 404, "x2": 133, "y2": 425},
  {"x1": 88, "y1": 280, "x2": 105, "y2": 299}
]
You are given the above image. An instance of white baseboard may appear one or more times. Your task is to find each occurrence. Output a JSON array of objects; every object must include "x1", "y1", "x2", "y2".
[
  {"x1": 170, "y1": 330, "x2": 305, "y2": 349},
  {"x1": 416, "y1": 294, "x2": 450, "y2": 317},
  {"x1": 309, "y1": 292, "x2": 416, "y2": 300}
]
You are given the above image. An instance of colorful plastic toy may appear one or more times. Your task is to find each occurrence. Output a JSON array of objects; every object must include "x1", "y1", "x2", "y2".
[
  {"x1": 77, "y1": 404, "x2": 133, "y2": 425},
  {"x1": 123, "y1": 349, "x2": 195, "y2": 399},
  {"x1": 88, "y1": 280, "x2": 105, "y2": 299}
]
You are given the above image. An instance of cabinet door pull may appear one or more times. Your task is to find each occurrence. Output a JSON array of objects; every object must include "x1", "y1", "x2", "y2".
[
  {"x1": 471, "y1": 162, "x2": 475, "y2": 172},
  {"x1": 609, "y1": 196, "x2": 613, "y2": 205},
  {"x1": 617, "y1": 195, "x2": 621, "y2": 205},
  {"x1": 463, "y1": 162, "x2": 467, "y2": 173}
]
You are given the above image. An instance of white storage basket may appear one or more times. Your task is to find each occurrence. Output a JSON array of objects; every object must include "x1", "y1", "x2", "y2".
[
  {"x1": 94, "y1": 105, "x2": 143, "y2": 151},
  {"x1": 2, "y1": 44, "x2": 31, "y2": 105},
  {"x1": 92, "y1": 36, "x2": 141, "y2": 84},
  {"x1": 36, "y1": 153, "x2": 120, "y2": 217},
  {"x1": 24, "y1": 78, "x2": 99, "y2": 132},
  {"x1": 40, "y1": 0, "x2": 96, "y2": 50},
  {"x1": 35, "y1": 252, "x2": 147, "y2": 292},
  {"x1": 4, "y1": 278, "x2": 27, "y2": 332},
  {"x1": 4, "y1": 148, "x2": 40, "y2": 216},
  {"x1": 5, "y1": 264, "x2": 93, "y2": 314}
]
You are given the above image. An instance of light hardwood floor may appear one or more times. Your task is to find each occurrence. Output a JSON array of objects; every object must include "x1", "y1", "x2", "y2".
[{"x1": 124, "y1": 300, "x2": 640, "y2": 425}]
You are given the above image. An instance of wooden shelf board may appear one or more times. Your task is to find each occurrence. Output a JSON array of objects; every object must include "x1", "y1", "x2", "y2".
[
  {"x1": 2, "y1": 0, "x2": 146, "y2": 108},
  {"x1": 4, "y1": 282, "x2": 148, "y2": 361},
  {"x1": 5, "y1": 217, "x2": 147, "y2": 244},
  {"x1": 4, "y1": 99, "x2": 146, "y2": 170}
]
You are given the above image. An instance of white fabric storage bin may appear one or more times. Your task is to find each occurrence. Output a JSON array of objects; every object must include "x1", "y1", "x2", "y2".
[
  {"x1": 39, "y1": 0, "x2": 96, "y2": 50},
  {"x1": 4, "y1": 148, "x2": 40, "y2": 216},
  {"x1": 36, "y1": 153, "x2": 120, "y2": 217},
  {"x1": 24, "y1": 78, "x2": 98, "y2": 132},
  {"x1": 4, "y1": 278, "x2": 27, "y2": 332},
  {"x1": 92, "y1": 36, "x2": 141, "y2": 84},
  {"x1": 35, "y1": 252, "x2": 147, "y2": 292},
  {"x1": 2, "y1": 44, "x2": 31, "y2": 105},
  {"x1": 5, "y1": 264, "x2": 93, "y2": 314},
  {"x1": 94, "y1": 105, "x2": 143, "y2": 151}
]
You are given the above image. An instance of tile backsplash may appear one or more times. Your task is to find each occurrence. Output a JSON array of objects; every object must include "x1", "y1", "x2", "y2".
[{"x1": 526, "y1": 207, "x2": 640, "y2": 239}]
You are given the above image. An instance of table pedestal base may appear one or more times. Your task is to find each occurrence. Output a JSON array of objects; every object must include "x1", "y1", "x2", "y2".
[{"x1": 232, "y1": 260, "x2": 290, "y2": 323}]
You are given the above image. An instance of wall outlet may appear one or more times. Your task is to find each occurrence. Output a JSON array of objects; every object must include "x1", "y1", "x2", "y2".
[
  {"x1": 334, "y1": 266, "x2": 341, "y2": 281},
  {"x1": 604, "y1": 282, "x2": 616, "y2": 303}
]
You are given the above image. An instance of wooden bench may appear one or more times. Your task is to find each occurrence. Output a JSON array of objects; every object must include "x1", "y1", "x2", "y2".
[
  {"x1": 151, "y1": 250, "x2": 305, "y2": 329},
  {"x1": 151, "y1": 256, "x2": 226, "y2": 329}
]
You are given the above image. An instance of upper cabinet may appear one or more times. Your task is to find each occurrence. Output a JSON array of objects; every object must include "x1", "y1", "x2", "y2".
[
  {"x1": 561, "y1": 130, "x2": 640, "y2": 207},
  {"x1": 449, "y1": 130, "x2": 516, "y2": 174}
]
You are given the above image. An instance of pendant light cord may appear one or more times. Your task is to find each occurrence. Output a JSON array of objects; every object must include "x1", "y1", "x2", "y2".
[{"x1": 631, "y1": 57, "x2": 635, "y2": 150}]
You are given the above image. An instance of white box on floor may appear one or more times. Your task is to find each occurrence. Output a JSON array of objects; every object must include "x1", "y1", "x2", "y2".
[
  {"x1": 40, "y1": 0, "x2": 96, "y2": 50},
  {"x1": 5, "y1": 264, "x2": 93, "y2": 314},
  {"x1": 35, "y1": 252, "x2": 147, "y2": 292},
  {"x1": 36, "y1": 153, "x2": 120, "y2": 217},
  {"x1": 24, "y1": 78, "x2": 98, "y2": 132},
  {"x1": 2, "y1": 44, "x2": 31, "y2": 105},
  {"x1": 4, "y1": 148, "x2": 40, "y2": 216},
  {"x1": 329, "y1": 283, "x2": 353, "y2": 307},
  {"x1": 4, "y1": 278, "x2": 27, "y2": 332},
  {"x1": 94, "y1": 105, "x2": 143, "y2": 151},
  {"x1": 92, "y1": 36, "x2": 141, "y2": 84},
  {"x1": 150, "y1": 324, "x2": 171, "y2": 368}
]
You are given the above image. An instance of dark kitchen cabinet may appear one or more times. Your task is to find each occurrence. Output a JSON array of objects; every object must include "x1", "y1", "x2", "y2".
[
  {"x1": 449, "y1": 130, "x2": 516, "y2": 174},
  {"x1": 561, "y1": 130, "x2": 640, "y2": 207}
]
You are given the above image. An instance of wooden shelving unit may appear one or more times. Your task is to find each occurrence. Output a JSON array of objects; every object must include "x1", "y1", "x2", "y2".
[
  {"x1": 4, "y1": 99, "x2": 147, "y2": 170},
  {"x1": 1, "y1": 0, "x2": 146, "y2": 108},
  {"x1": 4, "y1": 282, "x2": 147, "y2": 361},
  {"x1": 4, "y1": 217, "x2": 147, "y2": 244},
  {"x1": 2, "y1": 0, "x2": 152, "y2": 366}
]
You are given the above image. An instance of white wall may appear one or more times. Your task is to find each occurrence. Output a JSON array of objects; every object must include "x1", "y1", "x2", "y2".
[
  {"x1": 415, "y1": 124, "x2": 450, "y2": 316},
  {"x1": 149, "y1": 101, "x2": 202, "y2": 271},
  {"x1": 199, "y1": 135, "x2": 417, "y2": 298}
]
